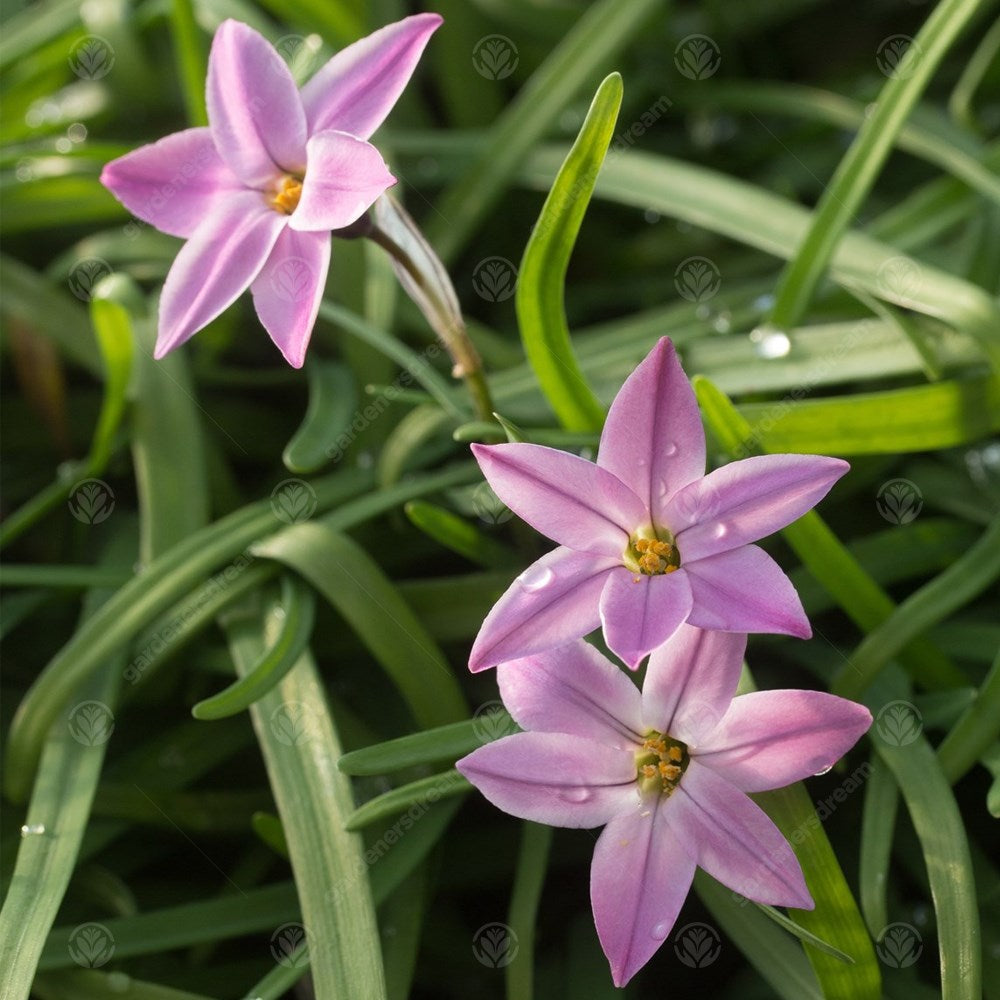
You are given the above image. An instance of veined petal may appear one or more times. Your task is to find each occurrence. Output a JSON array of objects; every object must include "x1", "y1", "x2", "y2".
[
  {"x1": 250, "y1": 227, "x2": 330, "y2": 368},
  {"x1": 156, "y1": 191, "x2": 286, "y2": 357},
  {"x1": 469, "y1": 548, "x2": 617, "y2": 672},
  {"x1": 290, "y1": 131, "x2": 396, "y2": 232},
  {"x1": 301, "y1": 13, "x2": 442, "y2": 139},
  {"x1": 599, "y1": 568, "x2": 692, "y2": 670},
  {"x1": 685, "y1": 545, "x2": 811, "y2": 639},
  {"x1": 695, "y1": 690, "x2": 872, "y2": 791},
  {"x1": 100, "y1": 128, "x2": 244, "y2": 239},
  {"x1": 471, "y1": 443, "x2": 645, "y2": 556},
  {"x1": 591, "y1": 798, "x2": 697, "y2": 987},
  {"x1": 642, "y1": 626, "x2": 746, "y2": 744},
  {"x1": 206, "y1": 19, "x2": 307, "y2": 187},
  {"x1": 456, "y1": 732, "x2": 636, "y2": 828},
  {"x1": 597, "y1": 338, "x2": 705, "y2": 522},
  {"x1": 669, "y1": 454, "x2": 850, "y2": 562},
  {"x1": 497, "y1": 641, "x2": 643, "y2": 748},
  {"x1": 673, "y1": 762, "x2": 812, "y2": 908}
]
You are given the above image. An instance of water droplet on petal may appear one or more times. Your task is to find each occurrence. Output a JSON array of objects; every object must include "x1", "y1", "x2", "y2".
[
  {"x1": 652, "y1": 921, "x2": 671, "y2": 940},
  {"x1": 657, "y1": 479, "x2": 671, "y2": 499},
  {"x1": 518, "y1": 565, "x2": 554, "y2": 592},
  {"x1": 560, "y1": 786, "x2": 592, "y2": 803},
  {"x1": 662, "y1": 442, "x2": 678, "y2": 457},
  {"x1": 813, "y1": 763, "x2": 833, "y2": 776},
  {"x1": 20, "y1": 823, "x2": 45, "y2": 837},
  {"x1": 713, "y1": 523, "x2": 729, "y2": 540}
]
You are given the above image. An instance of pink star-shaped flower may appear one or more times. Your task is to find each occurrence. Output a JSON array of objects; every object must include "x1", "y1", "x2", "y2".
[
  {"x1": 457, "y1": 627, "x2": 871, "y2": 986},
  {"x1": 100, "y1": 14, "x2": 441, "y2": 366},
  {"x1": 469, "y1": 337, "x2": 849, "y2": 670}
]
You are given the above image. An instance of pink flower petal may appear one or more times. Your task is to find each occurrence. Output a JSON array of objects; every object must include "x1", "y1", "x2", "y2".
[
  {"x1": 289, "y1": 130, "x2": 396, "y2": 232},
  {"x1": 100, "y1": 128, "x2": 244, "y2": 239},
  {"x1": 250, "y1": 227, "x2": 330, "y2": 368},
  {"x1": 673, "y1": 761, "x2": 812, "y2": 908},
  {"x1": 695, "y1": 690, "x2": 872, "y2": 791},
  {"x1": 455, "y1": 732, "x2": 636, "y2": 828},
  {"x1": 156, "y1": 191, "x2": 286, "y2": 357},
  {"x1": 590, "y1": 798, "x2": 697, "y2": 987},
  {"x1": 471, "y1": 443, "x2": 645, "y2": 557},
  {"x1": 497, "y1": 641, "x2": 643, "y2": 749},
  {"x1": 206, "y1": 20, "x2": 307, "y2": 187},
  {"x1": 301, "y1": 13, "x2": 442, "y2": 139},
  {"x1": 597, "y1": 338, "x2": 705, "y2": 523},
  {"x1": 669, "y1": 454, "x2": 850, "y2": 562},
  {"x1": 685, "y1": 545, "x2": 811, "y2": 638},
  {"x1": 599, "y1": 568, "x2": 692, "y2": 670},
  {"x1": 642, "y1": 626, "x2": 746, "y2": 744},
  {"x1": 469, "y1": 547, "x2": 618, "y2": 672}
]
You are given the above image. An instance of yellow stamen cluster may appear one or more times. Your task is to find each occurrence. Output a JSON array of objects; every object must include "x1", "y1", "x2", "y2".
[
  {"x1": 271, "y1": 175, "x2": 303, "y2": 215},
  {"x1": 634, "y1": 538, "x2": 676, "y2": 576},
  {"x1": 635, "y1": 732, "x2": 688, "y2": 797}
]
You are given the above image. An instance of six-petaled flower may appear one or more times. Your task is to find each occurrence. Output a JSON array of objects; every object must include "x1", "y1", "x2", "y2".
[
  {"x1": 469, "y1": 337, "x2": 849, "y2": 670},
  {"x1": 457, "y1": 627, "x2": 872, "y2": 985}
]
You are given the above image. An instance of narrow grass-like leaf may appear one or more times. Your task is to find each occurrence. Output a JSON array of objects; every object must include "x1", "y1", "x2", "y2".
[
  {"x1": 515, "y1": 73, "x2": 620, "y2": 430},
  {"x1": 345, "y1": 770, "x2": 470, "y2": 830},
  {"x1": 404, "y1": 500, "x2": 515, "y2": 568},
  {"x1": 381, "y1": 864, "x2": 428, "y2": 1000},
  {"x1": 949, "y1": 14, "x2": 1000, "y2": 129},
  {"x1": 859, "y1": 756, "x2": 899, "y2": 936},
  {"x1": 506, "y1": 823, "x2": 552, "y2": 1000},
  {"x1": 227, "y1": 605, "x2": 386, "y2": 999},
  {"x1": 87, "y1": 275, "x2": 135, "y2": 473},
  {"x1": 767, "y1": 0, "x2": 989, "y2": 337},
  {"x1": 694, "y1": 871, "x2": 822, "y2": 1000},
  {"x1": 832, "y1": 515, "x2": 1000, "y2": 698},
  {"x1": 339, "y1": 711, "x2": 516, "y2": 776},
  {"x1": 867, "y1": 674, "x2": 981, "y2": 1000},
  {"x1": 937, "y1": 646, "x2": 1000, "y2": 783},
  {"x1": 251, "y1": 522, "x2": 467, "y2": 728},
  {"x1": 169, "y1": 0, "x2": 208, "y2": 126},
  {"x1": 520, "y1": 147, "x2": 1000, "y2": 345},
  {"x1": 251, "y1": 811, "x2": 289, "y2": 859},
  {"x1": 191, "y1": 574, "x2": 315, "y2": 720},
  {"x1": 754, "y1": 904, "x2": 855, "y2": 963},
  {"x1": 32, "y1": 970, "x2": 217, "y2": 1000},
  {"x1": 282, "y1": 360, "x2": 357, "y2": 474},
  {"x1": 0, "y1": 544, "x2": 130, "y2": 1000},
  {"x1": 39, "y1": 883, "x2": 301, "y2": 967},
  {"x1": 427, "y1": 0, "x2": 661, "y2": 262},
  {"x1": 754, "y1": 782, "x2": 882, "y2": 998},
  {"x1": 693, "y1": 375, "x2": 966, "y2": 692}
]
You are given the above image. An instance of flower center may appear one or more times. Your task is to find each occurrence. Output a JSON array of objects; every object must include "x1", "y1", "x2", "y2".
[
  {"x1": 635, "y1": 731, "x2": 689, "y2": 797},
  {"x1": 270, "y1": 175, "x2": 303, "y2": 215},
  {"x1": 624, "y1": 529, "x2": 680, "y2": 576}
]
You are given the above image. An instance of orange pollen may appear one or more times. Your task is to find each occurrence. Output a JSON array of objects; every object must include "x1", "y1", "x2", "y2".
[
  {"x1": 632, "y1": 537, "x2": 677, "y2": 576},
  {"x1": 635, "y1": 730, "x2": 689, "y2": 797},
  {"x1": 271, "y1": 175, "x2": 303, "y2": 215}
]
